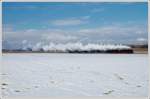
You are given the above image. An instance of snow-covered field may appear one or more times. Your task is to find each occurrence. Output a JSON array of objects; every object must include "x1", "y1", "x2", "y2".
[{"x1": 1, "y1": 53, "x2": 148, "y2": 96}]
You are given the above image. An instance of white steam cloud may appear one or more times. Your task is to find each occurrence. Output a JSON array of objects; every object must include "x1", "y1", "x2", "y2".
[{"x1": 22, "y1": 42, "x2": 131, "y2": 52}]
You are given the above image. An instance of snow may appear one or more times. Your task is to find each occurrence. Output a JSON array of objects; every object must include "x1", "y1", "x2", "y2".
[{"x1": 1, "y1": 53, "x2": 148, "y2": 96}]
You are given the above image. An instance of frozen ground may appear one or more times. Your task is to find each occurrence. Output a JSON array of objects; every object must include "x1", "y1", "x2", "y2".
[{"x1": 1, "y1": 53, "x2": 148, "y2": 96}]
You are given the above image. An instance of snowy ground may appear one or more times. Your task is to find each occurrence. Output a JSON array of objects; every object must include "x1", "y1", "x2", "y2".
[{"x1": 1, "y1": 53, "x2": 148, "y2": 96}]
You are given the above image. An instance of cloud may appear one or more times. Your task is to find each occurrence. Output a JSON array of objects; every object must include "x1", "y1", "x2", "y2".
[
  {"x1": 2, "y1": 22, "x2": 148, "y2": 49},
  {"x1": 22, "y1": 40, "x2": 28, "y2": 44},
  {"x1": 136, "y1": 38, "x2": 147, "y2": 42},
  {"x1": 91, "y1": 8, "x2": 104, "y2": 13},
  {"x1": 42, "y1": 33, "x2": 77, "y2": 42},
  {"x1": 3, "y1": 27, "x2": 79, "y2": 45},
  {"x1": 30, "y1": 42, "x2": 131, "y2": 52},
  {"x1": 77, "y1": 24, "x2": 147, "y2": 44},
  {"x1": 81, "y1": 16, "x2": 91, "y2": 20},
  {"x1": 51, "y1": 18, "x2": 87, "y2": 26},
  {"x1": 78, "y1": 24, "x2": 147, "y2": 36},
  {"x1": 3, "y1": 6, "x2": 38, "y2": 10}
]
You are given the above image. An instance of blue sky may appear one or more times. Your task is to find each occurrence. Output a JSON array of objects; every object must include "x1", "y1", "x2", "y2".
[{"x1": 2, "y1": 2, "x2": 148, "y2": 49}]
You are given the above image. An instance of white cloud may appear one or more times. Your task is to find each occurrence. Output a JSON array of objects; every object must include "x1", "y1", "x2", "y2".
[
  {"x1": 136, "y1": 38, "x2": 147, "y2": 42},
  {"x1": 3, "y1": 22, "x2": 148, "y2": 50},
  {"x1": 31, "y1": 42, "x2": 131, "y2": 52},
  {"x1": 43, "y1": 33, "x2": 77, "y2": 42},
  {"x1": 135, "y1": 30, "x2": 145, "y2": 34},
  {"x1": 3, "y1": 27, "x2": 78, "y2": 45},
  {"x1": 91, "y1": 8, "x2": 104, "y2": 13},
  {"x1": 4, "y1": 6, "x2": 39, "y2": 10},
  {"x1": 22, "y1": 40, "x2": 27, "y2": 44},
  {"x1": 51, "y1": 19, "x2": 86, "y2": 26},
  {"x1": 78, "y1": 25, "x2": 147, "y2": 36},
  {"x1": 81, "y1": 16, "x2": 91, "y2": 19}
]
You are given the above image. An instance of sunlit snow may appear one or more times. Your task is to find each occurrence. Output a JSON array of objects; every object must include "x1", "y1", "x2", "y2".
[{"x1": 2, "y1": 53, "x2": 148, "y2": 96}]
